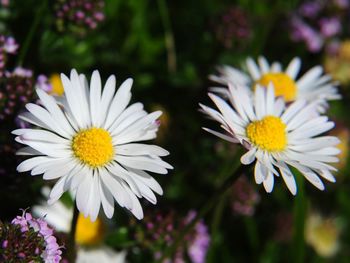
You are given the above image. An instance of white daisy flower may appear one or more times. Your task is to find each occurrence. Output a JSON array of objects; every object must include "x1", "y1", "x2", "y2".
[
  {"x1": 200, "y1": 84, "x2": 340, "y2": 194},
  {"x1": 13, "y1": 69, "x2": 173, "y2": 221},
  {"x1": 210, "y1": 56, "x2": 340, "y2": 112}
]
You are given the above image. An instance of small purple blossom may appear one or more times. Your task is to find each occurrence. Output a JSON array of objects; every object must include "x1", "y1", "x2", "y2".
[
  {"x1": 214, "y1": 6, "x2": 251, "y2": 49},
  {"x1": 289, "y1": 0, "x2": 349, "y2": 53},
  {"x1": 11, "y1": 211, "x2": 62, "y2": 263},
  {"x1": 36, "y1": 74, "x2": 53, "y2": 92},
  {"x1": 3, "y1": 37, "x2": 18, "y2": 54},
  {"x1": 137, "y1": 210, "x2": 210, "y2": 262},
  {"x1": 188, "y1": 218, "x2": 210, "y2": 263},
  {"x1": 54, "y1": 0, "x2": 105, "y2": 35},
  {"x1": 0, "y1": 35, "x2": 19, "y2": 77},
  {"x1": 0, "y1": 66, "x2": 34, "y2": 120},
  {"x1": 299, "y1": 1, "x2": 322, "y2": 18},
  {"x1": 319, "y1": 17, "x2": 341, "y2": 38},
  {"x1": 1, "y1": 211, "x2": 62, "y2": 262},
  {"x1": 290, "y1": 16, "x2": 324, "y2": 53}
]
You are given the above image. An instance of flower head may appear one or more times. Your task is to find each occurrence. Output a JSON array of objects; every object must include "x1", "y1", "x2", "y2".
[
  {"x1": 0, "y1": 35, "x2": 19, "y2": 77},
  {"x1": 210, "y1": 56, "x2": 340, "y2": 112},
  {"x1": 0, "y1": 211, "x2": 62, "y2": 263},
  {"x1": 214, "y1": 6, "x2": 251, "y2": 49},
  {"x1": 0, "y1": 67, "x2": 34, "y2": 120},
  {"x1": 137, "y1": 210, "x2": 210, "y2": 263},
  {"x1": 14, "y1": 69, "x2": 172, "y2": 221},
  {"x1": 201, "y1": 84, "x2": 339, "y2": 194},
  {"x1": 55, "y1": 0, "x2": 105, "y2": 35}
]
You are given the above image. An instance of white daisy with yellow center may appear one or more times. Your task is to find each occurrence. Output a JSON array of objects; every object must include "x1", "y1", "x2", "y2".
[
  {"x1": 210, "y1": 56, "x2": 340, "y2": 112},
  {"x1": 14, "y1": 69, "x2": 173, "y2": 221},
  {"x1": 200, "y1": 84, "x2": 339, "y2": 194}
]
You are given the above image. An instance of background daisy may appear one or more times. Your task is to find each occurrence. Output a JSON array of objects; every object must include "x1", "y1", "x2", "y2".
[
  {"x1": 13, "y1": 69, "x2": 172, "y2": 221},
  {"x1": 210, "y1": 56, "x2": 340, "y2": 112},
  {"x1": 201, "y1": 84, "x2": 339, "y2": 194}
]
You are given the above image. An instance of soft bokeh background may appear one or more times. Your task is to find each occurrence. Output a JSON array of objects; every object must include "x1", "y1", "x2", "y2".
[{"x1": 1, "y1": 0, "x2": 350, "y2": 262}]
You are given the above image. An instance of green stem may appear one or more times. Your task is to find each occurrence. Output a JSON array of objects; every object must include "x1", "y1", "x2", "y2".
[
  {"x1": 157, "y1": 164, "x2": 247, "y2": 262},
  {"x1": 67, "y1": 205, "x2": 79, "y2": 262},
  {"x1": 157, "y1": 0, "x2": 176, "y2": 73},
  {"x1": 293, "y1": 174, "x2": 307, "y2": 263},
  {"x1": 17, "y1": 0, "x2": 47, "y2": 66},
  {"x1": 243, "y1": 216, "x2": 259, "y2": 251}
]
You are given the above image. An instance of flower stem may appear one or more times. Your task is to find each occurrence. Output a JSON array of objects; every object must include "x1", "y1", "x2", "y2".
[
  {"x1": 17, "y1": 0, "x2": 47, "y2": 66},
  {"x1": 157, "y1": 0, "x2": 177, "y2": 73},
  {"x1": 293, "y1": 174, "x2": 307, "y2": 263},
  {"x1": 157, "y1": 164, "x2": 247, "y2": 262},
  {"x1": 67, "y1": 205, "x2": 79, "y2": 262}
]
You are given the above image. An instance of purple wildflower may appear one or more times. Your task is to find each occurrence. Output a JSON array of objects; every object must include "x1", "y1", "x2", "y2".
[
  {"x1": 319, "y1": 17, "x2": 341, "y2": 38},
  {"x1": 289, "y1": 0, "x2": 348, "y2": 52},
  {"x1": 137, "y1": 210, "x2": 210, "y2": 262},
  {"x1": 231, "y1": 176, "x2": 260, "y2": 216},
  {"x1": 54, "y1": 0, "x2": 105, "y2": 35},
  {"x1": 214, "y1": 6, "x2": 251, "y2": 49},
  {"x1": 0, "y1": 211, "x2": 62, "y2": 262},
  {"x1": 36, "y1": 74, "x2": 53, "y2": 92},
  {"x1": 299, "y1": 1, "x2": 322, "y2": 18},
  {"x1": 187, "y1": 214, "x2": 210, "y2": 263},
  {"x1": 0, "y1": 35, "x2": 19, "y2": 77},
  {"x1": 0, "y1": 67, "x2": 34, "y2": 120}
]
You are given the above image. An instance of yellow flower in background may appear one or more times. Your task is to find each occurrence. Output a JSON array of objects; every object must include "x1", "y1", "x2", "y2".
[
  {"x1": 76, "y1": 213, "x2": 105, "y2": 246},
  {"x1": 324, "y1": 40, "x2": 350, "y2": 85},
  {"x1": 305, "y1": 212, "x2": 340, "y2": 258},
  {"x1": 49, "y1": 74, "x2": 65, "y2": 96}
]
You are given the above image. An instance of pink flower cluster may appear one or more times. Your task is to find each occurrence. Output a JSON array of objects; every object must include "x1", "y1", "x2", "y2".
[
  {"x1": 11, "y1": 212, "x2": 62, "y2": 263},
  {"x1": 139, "y1": 210, "x2": 210, "y2": 263},
  {"x1": 55, "y1": 0, "x2": 105, "y2": 34},
  {"x1": 289, "y1": 0, "x2": 348, "y2": 53},
  {"x1": 0, "y1": 35, "x2": 18, "y2": 77}
]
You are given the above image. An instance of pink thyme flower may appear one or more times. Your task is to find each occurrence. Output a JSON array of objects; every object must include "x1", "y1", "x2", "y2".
[{"x1": 11, "y1": 211, "x2": 62, "y2": 263}]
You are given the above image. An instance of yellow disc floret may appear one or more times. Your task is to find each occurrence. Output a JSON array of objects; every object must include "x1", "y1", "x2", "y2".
[
  {"x1": 256, "y1": 73, "x2": 297, "y2": 102},
  {"x1": 75, "y1": 214, "x2": 105, "y2": 246},
  {"x1": 246, "y1": 115, "x2": 287, "y2": 152},
  {"x1": 72, "y1": 127, "x2": 114, "y2": 168}
]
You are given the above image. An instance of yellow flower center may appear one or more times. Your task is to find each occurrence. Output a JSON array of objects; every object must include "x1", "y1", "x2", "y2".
[
  {"x1": 72, "y1": 127, "x2": 114, "y2": 168},
  {"x1": 256, "y1": 73, "x2": 297, "y2": 102},
  {"x1": 246, "y1": 116, "x2": 287, "y2": 152},
  {"x1": 49, "y1": 74, "x2": 65, "y2": 96},
  {"x1": 75, "y1": 214, "x2": 105, "y2": 246}
]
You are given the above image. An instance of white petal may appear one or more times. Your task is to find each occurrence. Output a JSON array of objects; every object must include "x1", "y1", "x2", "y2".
[
  {"x1": 104, "y1": 78, "x2": 133, "y2": 129},
  {"x1": 97, "y1": 74, "x2": 116, "y2": 127},
  {"x1": 115, "y1": 155, "x2": 171, "y2": 174},
  {"x1": 263, "y1": 171, "x2": 274, "y2": 193},
  {"x1": 254, "y1": 161, "x2": 264, "y2": 184},
  {"x1": 285, "y1": 57, "x2": 301, "y2": 79},
  {"x1": 258, "y1": 56, "x2": 270, "y2": 74},
  {"x1": 90, "y1": 70, "x2": 102, "y2": 127},
  {"x1": 277, "y1": 161, "x2": 297, "y2": 195},
  {"x1": 296, "y1": 66, "x2": 323, "y2": 89},
  {"x1": 116, "y1": 143, "x2": 169, "y2": 156},
  {"x1": 246, "y1": 57, "x2": 261, "y2": 80},
  {"x1": 99, "y1": 175, "x2": 115, "y2": 218},
  {"x1": 100, "y1": 168, "x2": 133, "y2": 209},
  {"x1": 240, "y1": 148, "x2": 257, "y2": 165}
]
